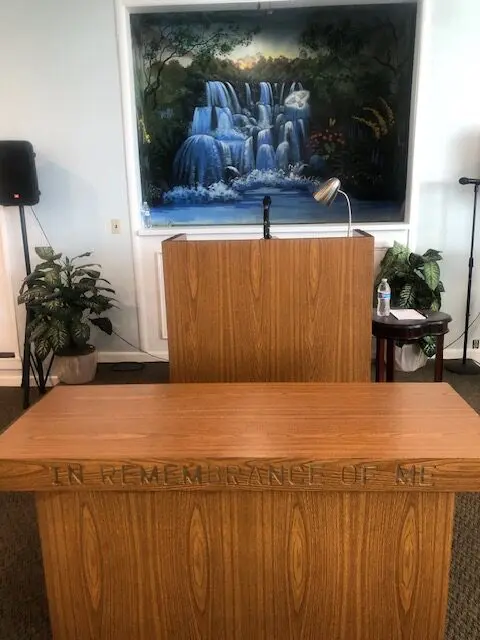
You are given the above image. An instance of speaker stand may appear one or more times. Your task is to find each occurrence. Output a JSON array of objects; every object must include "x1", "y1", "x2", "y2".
[
  {"x1": 445, "y1": 183, "x2": 480, "y2": 376},
  {"x1": 19, "y1": 205, "x2": 52, "y2": 408}
]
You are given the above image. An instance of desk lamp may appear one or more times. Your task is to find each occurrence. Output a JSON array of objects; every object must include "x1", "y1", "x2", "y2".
[{"x1": 313, "y1": 177, "x2": 352, "y2": 237}]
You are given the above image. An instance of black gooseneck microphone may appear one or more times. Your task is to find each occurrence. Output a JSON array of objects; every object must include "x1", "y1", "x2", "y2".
[
  {"x1": 263, "y1": 195, "x2": 272, "y2": 240},
  {"x1": 459, "y1": 177, "x2": 480, "y2": 185}
]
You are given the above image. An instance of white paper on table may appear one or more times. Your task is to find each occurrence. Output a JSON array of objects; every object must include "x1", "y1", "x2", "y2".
[{"x1": 390, "y1": 309, "x2": 426, "y2": 321}]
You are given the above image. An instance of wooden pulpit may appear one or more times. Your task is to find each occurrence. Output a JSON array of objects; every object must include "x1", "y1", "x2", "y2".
[{"x1": 162, "y1": 231, "x2": 374, "y2": 382}]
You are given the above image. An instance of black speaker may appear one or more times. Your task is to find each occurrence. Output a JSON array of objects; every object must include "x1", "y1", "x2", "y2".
[{"x1": 0, "y1": 141, "x2": 40, "y2": 206}]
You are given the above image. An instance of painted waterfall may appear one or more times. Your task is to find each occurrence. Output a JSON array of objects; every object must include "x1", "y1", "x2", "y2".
[
  {"x1": 174, "y1": 81, "x2": 309, "y2": 184},
  {"x1": 130, "y1": 6, "x2": 416, "y2": 226}
]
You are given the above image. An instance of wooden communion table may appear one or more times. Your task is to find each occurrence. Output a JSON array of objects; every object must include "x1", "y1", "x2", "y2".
[{"x1": 1, "y1": 382, "x2": 480, "y2": 639}]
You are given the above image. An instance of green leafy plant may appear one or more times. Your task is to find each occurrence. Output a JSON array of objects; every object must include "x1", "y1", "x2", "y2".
[
  {"x1": 18, "y1": 247, "x2": 116, "y2": 360},
  {"x1": 375, "y1": 242, "x2": 445, "y2": 357}
]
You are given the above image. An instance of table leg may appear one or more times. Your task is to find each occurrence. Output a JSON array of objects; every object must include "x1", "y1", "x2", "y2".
[
  {"x1": 386, "y1": 340, "x2": 395, "y2": 382},
  {"x1": 435, "y1": 335, "x2": 445, "y2": 382},
  {"x1": 375, "y1": 338, "x2": 385, "y2": 382}
]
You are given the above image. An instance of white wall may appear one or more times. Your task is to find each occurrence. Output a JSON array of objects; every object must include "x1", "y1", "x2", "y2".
[
  {"x1": 0, "y1": 0, "x2": 479, "y2": 380},
  {"x1": 414, "y1": 0, "x2": 480, "y2": 349},
  {"x1": 0, "y1": 215, "x2": 19, "y2": 355},
  {"x1": 0, "y1": 0, "x2": 139, "y2": 359}
]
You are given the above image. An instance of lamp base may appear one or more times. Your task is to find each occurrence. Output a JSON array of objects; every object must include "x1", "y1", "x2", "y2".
[{"x1": 444, "y1": 359, "x2": 480, "y2": 375}]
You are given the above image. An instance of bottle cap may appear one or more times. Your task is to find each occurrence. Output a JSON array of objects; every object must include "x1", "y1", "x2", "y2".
[{"x1": 381, "y1": 278, "x2": 388, "y2": 282}]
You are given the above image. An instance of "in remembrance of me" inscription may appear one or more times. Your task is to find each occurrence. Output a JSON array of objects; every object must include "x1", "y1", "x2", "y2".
[{"x1": 47, "y1": 462, "x2": 435, "y2": 489}]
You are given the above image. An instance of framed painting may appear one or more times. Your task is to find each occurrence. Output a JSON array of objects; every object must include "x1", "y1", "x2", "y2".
[{"x1": 130, "y1": 3, "x2": 417, "y2": 227}]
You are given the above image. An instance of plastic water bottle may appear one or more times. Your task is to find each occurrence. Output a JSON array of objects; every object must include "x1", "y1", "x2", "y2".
[
  {"x1": 377, "y1": 279, "x2": 391, "y2": 316},
  {"x1": 141, "y1": 201, "x2": 152, "y2": 229}
]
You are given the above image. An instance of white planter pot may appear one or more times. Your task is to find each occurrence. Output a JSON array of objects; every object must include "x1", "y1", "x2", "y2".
[
  {"x1": 394, "y1": 343, "x2": 428, "y2": 373},
  {"x1": 53, "y1": 346, "x2": 98, "y2": 384}
]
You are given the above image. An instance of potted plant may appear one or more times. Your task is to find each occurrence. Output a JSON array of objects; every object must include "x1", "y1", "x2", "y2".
[
  {"x1": 18, "y1": 247, "x2": 116, "y2": 384},
  {"x1": 374, "y1": 241, "x2": 445, "y2": 371}
]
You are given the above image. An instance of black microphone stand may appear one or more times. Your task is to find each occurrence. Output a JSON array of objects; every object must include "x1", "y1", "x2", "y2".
[
  {"x1": 446, "y1": 179, "x2": 480, "y2": 375},
  {"x1": 263, "y1": 195, "x2": 272, "y2": 240}
]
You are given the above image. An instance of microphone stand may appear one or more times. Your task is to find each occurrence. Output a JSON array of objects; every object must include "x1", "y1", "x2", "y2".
[
  {"x1": 446, "y1": 179, "x2": 480, "y2": 375},
  {"x1": 263, "y1": 195, "x2": 272, "y2": 240}
]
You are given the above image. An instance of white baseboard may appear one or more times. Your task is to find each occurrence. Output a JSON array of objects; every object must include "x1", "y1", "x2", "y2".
[
  {"x1": 0, "y1": 357, "x2": 22, "y2": 387},
  {"x1": 0, "y1": 356, "x2": 21, "y2": 371},
  {"x1": 0, "y1": 351, "x2": 169, "y2": 386},
  {"x1": 1, "y1": 348, "x2": 478, "y2": 387},
  {"x1": 97, "y1": 350, "x2": 169, "y2": 363},
  {"x1": 443, "y1": 348, "x2": 480, "y2": 363},
  {"x1": 0, "y1": 374, "x2": 59, "y2": 388},
  {"x1": 99, "y1": 349, "x2": 480, "y2": 365},
  {"x1": 0, "y1": 355, "x2": 59, "y2": 387}
]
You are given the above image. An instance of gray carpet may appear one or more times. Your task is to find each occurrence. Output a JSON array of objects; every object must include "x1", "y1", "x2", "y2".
[{"x1": 0, "y1": 362, "x2": 478, "y2": 639}]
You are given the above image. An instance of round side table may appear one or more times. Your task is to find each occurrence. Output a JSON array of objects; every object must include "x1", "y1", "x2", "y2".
[{"x1": 372, "y1": 310, "x2": 452, "y2": 382}]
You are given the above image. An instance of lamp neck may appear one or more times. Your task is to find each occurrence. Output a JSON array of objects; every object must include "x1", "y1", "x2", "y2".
[{"x1": 338, "y1": 189, "x2": 352, "y2": 238}]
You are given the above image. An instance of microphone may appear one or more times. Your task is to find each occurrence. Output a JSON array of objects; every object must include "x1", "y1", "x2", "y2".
[
  {"x1": 459, "y1": 177, "x2": 480, "y2": 185},
  {"x1": 263, "y1": 195, "x2": 272, "y2": 240}
]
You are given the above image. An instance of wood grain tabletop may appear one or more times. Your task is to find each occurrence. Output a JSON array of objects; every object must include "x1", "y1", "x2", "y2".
[
  {"x1": 1, "y1": 382, "x2": 479, "y2": 459},
  {"x1": 1, "y1": 383, "x2": 480, "y2": 491}
]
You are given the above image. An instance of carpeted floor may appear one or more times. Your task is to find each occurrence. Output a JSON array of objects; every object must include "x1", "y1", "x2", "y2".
[{"x1": 0, "y1": 362, "x2": 479, "y2": 639}]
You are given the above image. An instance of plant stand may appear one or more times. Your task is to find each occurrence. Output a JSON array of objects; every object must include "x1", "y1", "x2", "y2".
[{"x1": 372, "y1": 310, "x2": 451, "y2": 382}]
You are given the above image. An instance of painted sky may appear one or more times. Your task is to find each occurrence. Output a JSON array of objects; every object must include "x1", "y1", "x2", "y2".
[
  {"x1": 138, "y1": 4, "x2": 412, "y2": 69},
  {"x1": 226, "y1": 19, "x2": 306, "y2": 63},
  {"x1": 167, "y1": 9, "x2": 314, "y2": 68}
]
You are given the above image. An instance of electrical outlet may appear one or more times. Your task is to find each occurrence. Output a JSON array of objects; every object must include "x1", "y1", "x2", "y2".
[
  {"x1": 111, "y1": 219, "x2": 121, "y2": 234},
  {"x1": 473, "y1": 339, "x2": 480, "y2": 349}
]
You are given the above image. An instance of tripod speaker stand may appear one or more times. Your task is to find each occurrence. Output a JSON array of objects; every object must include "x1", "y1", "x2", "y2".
[
  {"x1": 445, "y1": 177, "x2": 480, "y2": 375},
  {"x1": 19, "y1": 205, "x2": 51, "y2": 408},
  {"x1": 0, "y1": 140, "x2": 48, "y2": 406}
]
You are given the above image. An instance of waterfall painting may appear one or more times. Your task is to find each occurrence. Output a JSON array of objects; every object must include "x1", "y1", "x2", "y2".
[{"x1": 130, "y1": 4, "x2": 416, "y2": 227}]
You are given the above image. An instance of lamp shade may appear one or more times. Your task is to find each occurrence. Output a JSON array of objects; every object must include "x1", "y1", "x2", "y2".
[{"x1": 313, "y1": 177, "x2": 341, "y2": 206}]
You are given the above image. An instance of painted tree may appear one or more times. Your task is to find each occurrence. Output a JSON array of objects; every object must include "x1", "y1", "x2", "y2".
[
  {"x1": 299, "y1": 9, "x2": 416, "y2": 105},
  {"x1": 135, "y1": 17, "x2": 256, "y2": 109}
]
